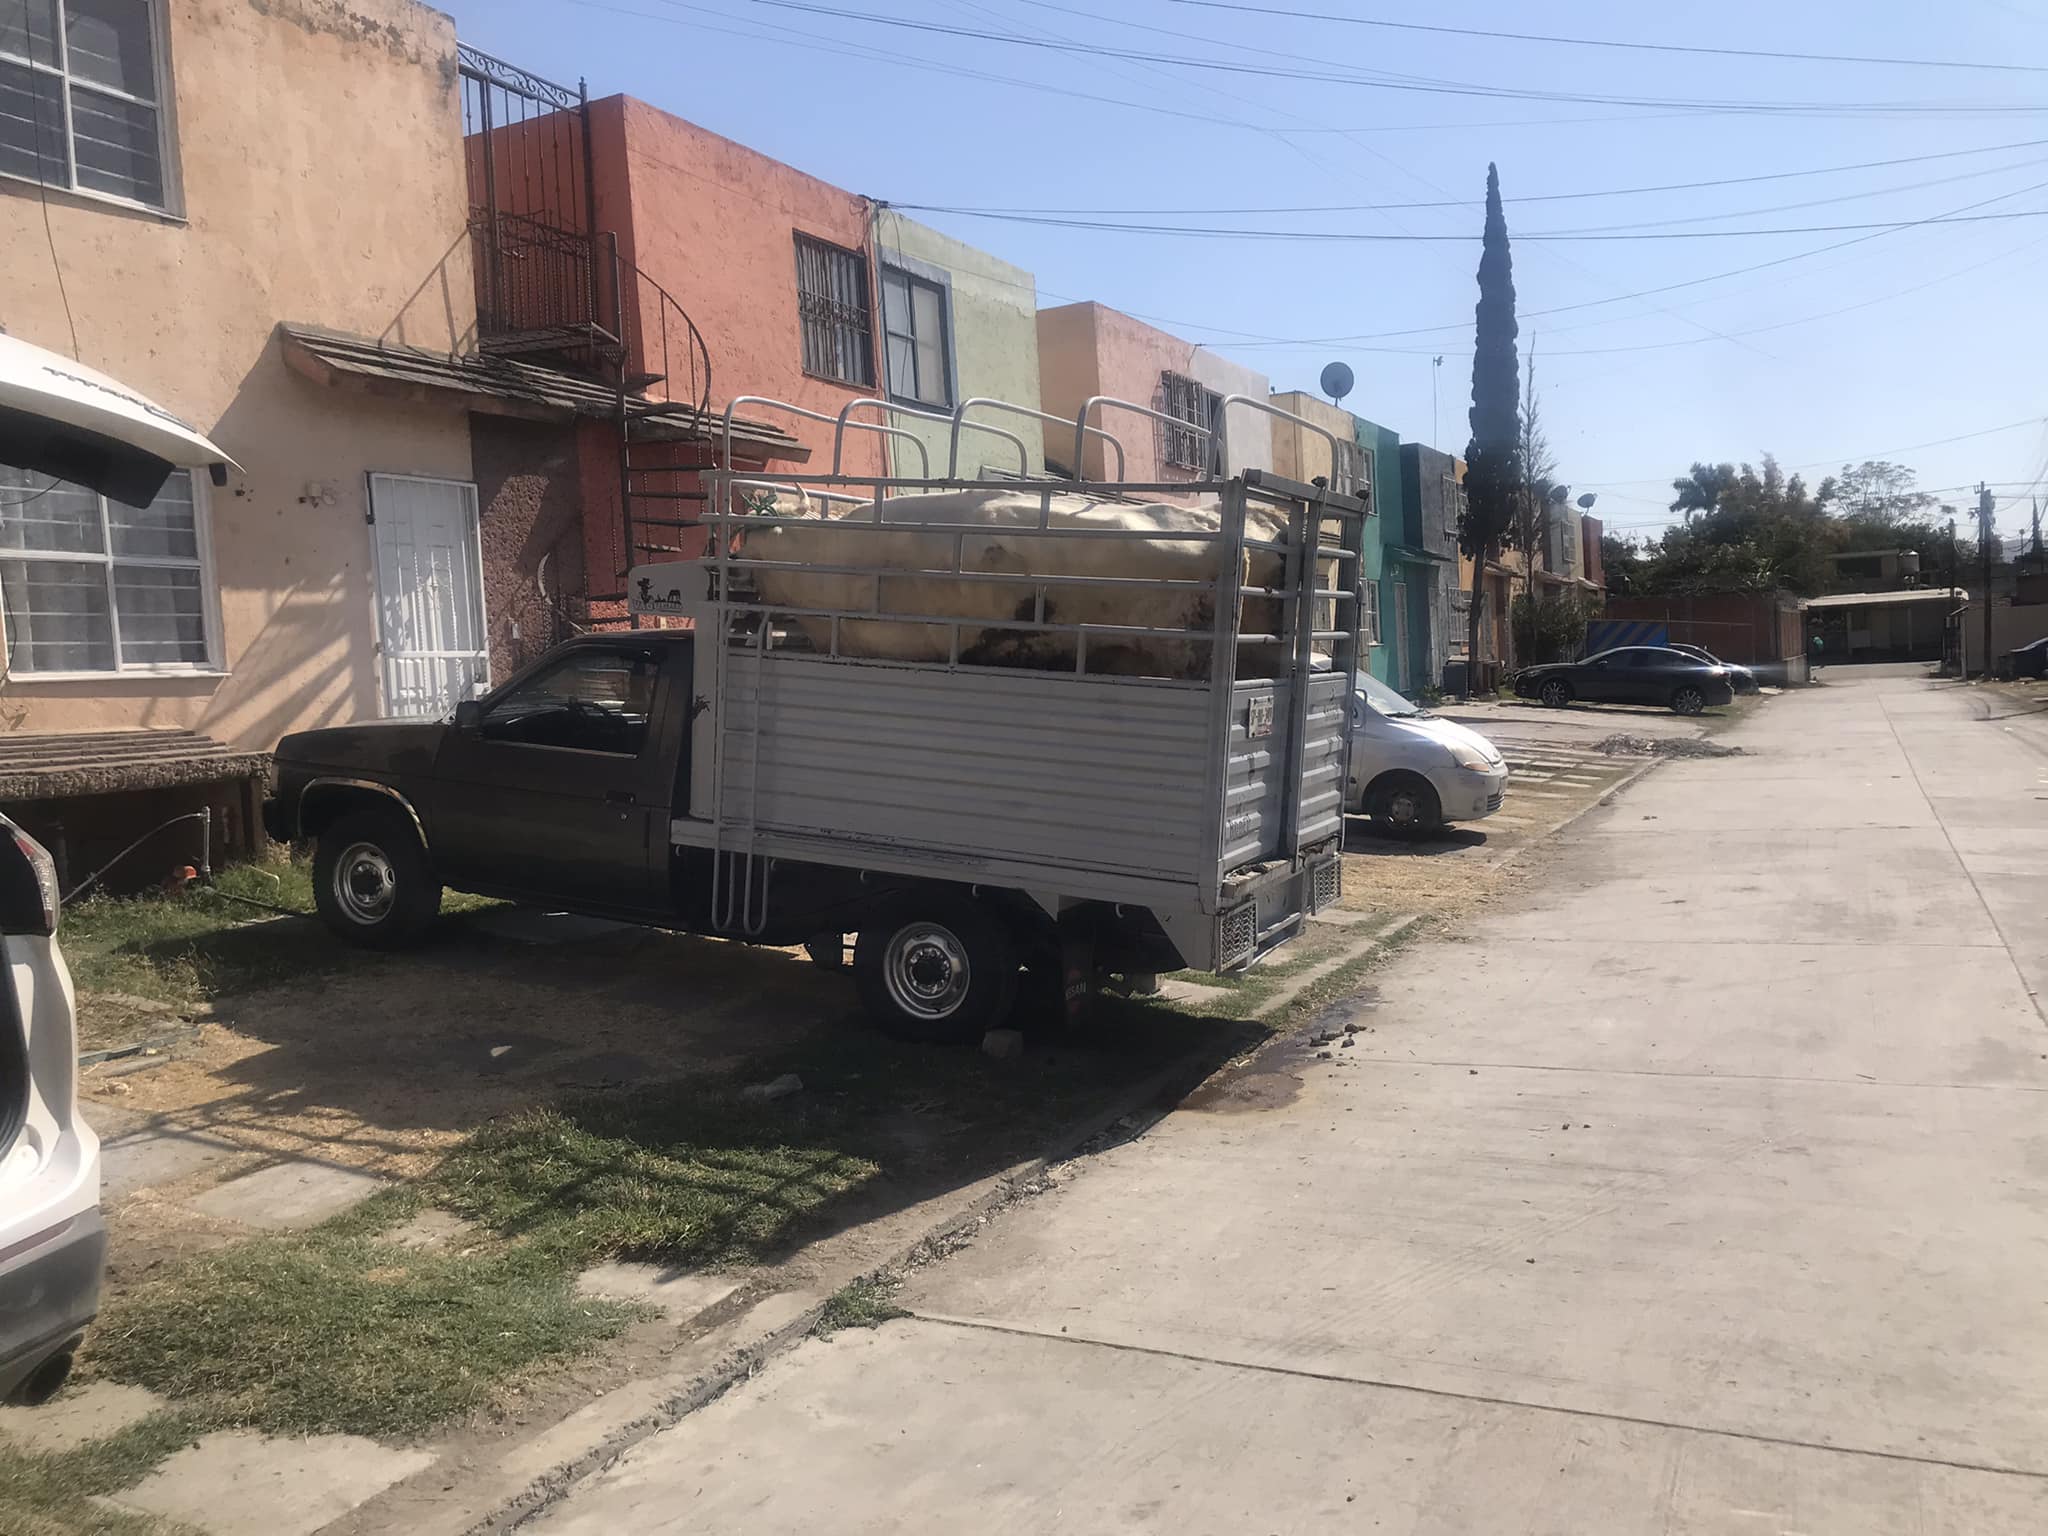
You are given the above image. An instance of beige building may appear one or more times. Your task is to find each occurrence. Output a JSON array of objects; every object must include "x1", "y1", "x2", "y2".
[
  {"x1": 1035, "y1": 302, "x2": 1273, "y2": 484},
  {"x1": 0, "y1": 0, "x2": 475, "y2": 874}
]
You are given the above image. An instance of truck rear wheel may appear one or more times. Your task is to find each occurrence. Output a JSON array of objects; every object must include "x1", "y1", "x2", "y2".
[
  {"x1": 312, "y1": 808, "x2": 440, "y2": 949},
  {"x1": 854, "y1": 899, "x2": 1017, "y2": 1044}
]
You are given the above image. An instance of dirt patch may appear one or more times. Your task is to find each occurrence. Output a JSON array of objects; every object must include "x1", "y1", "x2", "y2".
[{"x1": 1594, "y1": 732, "x2": 1746, "y2": 759}]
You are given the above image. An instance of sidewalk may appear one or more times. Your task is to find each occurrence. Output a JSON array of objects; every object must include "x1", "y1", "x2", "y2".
[{"x1": 523, "y1": 669, "x2": 2048, "y2": 1533}]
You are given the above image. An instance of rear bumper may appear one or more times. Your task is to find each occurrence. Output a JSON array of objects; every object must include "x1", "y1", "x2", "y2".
[
  {"x1": 1215, "y1": 849, "x2": 1343, "y2": 973},
  {"x1": 0, "y1": 1208, "x2": 106, "y2": 1402}
]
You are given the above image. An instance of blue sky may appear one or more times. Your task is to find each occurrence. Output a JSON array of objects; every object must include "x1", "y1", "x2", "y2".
[{"x1": 440, "y1": 0, "x2": 2048, "y2": 545}]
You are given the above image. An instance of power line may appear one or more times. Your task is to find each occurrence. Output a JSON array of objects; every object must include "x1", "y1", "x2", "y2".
[
  {"x1": 710, "y1": 0, "x2": 2048, "y2": 117},
  {"x1": 1165, "y1": 0, "x2": 2048, "y2": 75},
  {"x1": 570, "y1": 0, "x2": 1709, "y2": 136},
  {"x1": 902, "y1": 204, "x2": 2048, "y2": 242},
  {"x1": 1577, "y1": 418, "x2": 2048, "y2": 489},
  {"x1": 891, "y1": 135, "x2": 2048, "y2": 217}
]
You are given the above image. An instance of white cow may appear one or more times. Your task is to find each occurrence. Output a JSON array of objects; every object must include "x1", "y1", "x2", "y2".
[{"x1": 729, "y1": 488, "x2": 1306, "y2": 679}]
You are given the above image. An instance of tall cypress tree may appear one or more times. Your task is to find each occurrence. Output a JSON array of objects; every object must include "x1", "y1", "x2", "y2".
[{"x1": 1460, "y1": 162, "x2": 1523, "y2": 696}]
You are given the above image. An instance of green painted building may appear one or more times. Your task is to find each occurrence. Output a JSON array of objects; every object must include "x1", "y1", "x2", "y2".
[{"x1": 1354, "y1": 415, "x2": 1417, "y2": 690}]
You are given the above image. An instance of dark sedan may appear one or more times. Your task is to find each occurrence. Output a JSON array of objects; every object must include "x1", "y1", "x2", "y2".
[
  {"x1": 1515, "y1": 646, "x2": 1735, "y2": 715},
  {"x1": 1666, "y1": 642, "x2": 1761, "y2": 695}
]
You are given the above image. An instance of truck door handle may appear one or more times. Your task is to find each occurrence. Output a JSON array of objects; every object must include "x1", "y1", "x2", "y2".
[{"x1": 605, "y1": 790, "x2": 637, "y2": 806}]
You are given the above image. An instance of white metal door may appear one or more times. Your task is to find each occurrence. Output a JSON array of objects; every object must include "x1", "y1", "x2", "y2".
[{"x1": 368, "y1": 474, "x2": 488, "y2": 718}]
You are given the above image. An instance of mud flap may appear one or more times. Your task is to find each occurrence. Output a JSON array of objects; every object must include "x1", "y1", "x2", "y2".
[{"x1": 1058, "y1": 910, "x2": 1097, "y2": 1029}]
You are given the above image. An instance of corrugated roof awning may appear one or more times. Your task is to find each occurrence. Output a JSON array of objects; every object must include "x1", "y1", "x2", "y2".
[
  {"x1": 278, "y1": 324, "x2": 809, "y2": 463},
  {"x1": 1805, "y1": 588, "x2": 1967, "y2": 609},
  {"x1": 0, "y1": 730, "x2": 267, "y2": 801}
]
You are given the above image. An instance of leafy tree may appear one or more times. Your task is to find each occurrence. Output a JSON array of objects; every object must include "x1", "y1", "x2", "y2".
[
  {"x1": 1600, "y1": 532, "x2": 1641, "y2": 595},
  {"x1": 1458, "y1": 163, "x2": 1522, "y2": 694},
  {"x1": 1820, "y1": 460, "x2": 1937, "y2": 529}
]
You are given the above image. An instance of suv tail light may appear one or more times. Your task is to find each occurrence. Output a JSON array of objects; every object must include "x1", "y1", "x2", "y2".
[{"x1": 0, "y1": 828, "x2": 59, "y2": 935}]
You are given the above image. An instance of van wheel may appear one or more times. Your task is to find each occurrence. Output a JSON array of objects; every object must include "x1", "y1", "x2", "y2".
[
  {"x1": 1367, "y1": 773, "x2": 1443, "y2": 835},
  {"x1": 1671, "y1": 684, "x2": 1707, "y2": 715},
  {"x1": 855, "y1": 899, "x2": 1018, "y2": 1044},
  {"x1": 312, "y1": 809, "x2": 440, "y2": 948}
]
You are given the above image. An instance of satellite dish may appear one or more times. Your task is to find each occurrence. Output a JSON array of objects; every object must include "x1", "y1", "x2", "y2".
[
  {"x1": 1576, "y1": 493, "x2": 1599, "y2": 510},
  {"x1": 1319, "y1": 361, "x2": 1354, "y2": 404}
]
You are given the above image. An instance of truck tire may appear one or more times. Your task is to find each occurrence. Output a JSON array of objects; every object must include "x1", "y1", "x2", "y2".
[
  {"x1": 312, "y1": 808, "x2": 441, "y2": 949},
  {"x1": 854, "y1": 899, "x2": 1018, "y2": 1044}
]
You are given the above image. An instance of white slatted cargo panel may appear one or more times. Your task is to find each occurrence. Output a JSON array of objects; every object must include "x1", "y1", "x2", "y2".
[{"x1": 719, "y1": 653, "x2": 1213, "y2": 884}]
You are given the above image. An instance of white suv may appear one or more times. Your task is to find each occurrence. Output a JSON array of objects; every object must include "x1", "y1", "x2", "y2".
[
  {"x1": 0, "y1": 331, "x2": 234, "y2": 1406},
  {"x1": 0, "y1": 819, "x2": 102, "y2": 1405}
]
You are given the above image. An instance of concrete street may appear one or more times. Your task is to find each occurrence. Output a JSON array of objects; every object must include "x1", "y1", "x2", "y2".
[{"x1": 530, "y1": 666, "x2": 2048, "y2": 1534}]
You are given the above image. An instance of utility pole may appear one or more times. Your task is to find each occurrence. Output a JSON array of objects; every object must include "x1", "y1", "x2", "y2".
[
  {"x1": 1947, "y1": 516, "x2": 1960, "y2": 676},
  {"x1": 1430, "y1": 356, "x2": 1443, "y2": 449},
  {"x1": 1979, "y1": 483, "x2": 1996, "y2": 679}
]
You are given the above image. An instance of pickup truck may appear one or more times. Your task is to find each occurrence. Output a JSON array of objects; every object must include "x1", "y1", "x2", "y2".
[{"x1": 265, "y1": 394, "x2": 1369, "y2": 1041}]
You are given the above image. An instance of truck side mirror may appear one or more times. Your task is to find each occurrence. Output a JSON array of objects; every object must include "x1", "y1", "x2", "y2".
[{"x1": 453, "y1": 700, "x2": 483, "y2": 732}]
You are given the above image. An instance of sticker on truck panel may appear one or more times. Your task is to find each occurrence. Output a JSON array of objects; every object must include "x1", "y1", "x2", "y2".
[{"x1": 1247, "y1": 696, "x2": 1275, "y2": 738}]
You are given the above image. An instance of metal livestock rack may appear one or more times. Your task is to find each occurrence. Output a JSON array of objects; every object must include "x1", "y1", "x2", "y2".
[{"x1": 635, "y1": 391, "x2": 1373, "y2": 974}]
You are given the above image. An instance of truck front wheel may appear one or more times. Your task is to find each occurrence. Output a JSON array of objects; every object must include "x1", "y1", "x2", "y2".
[
  {"x1": 854, "y1": 900, "x2": 1017, "y2": 1044},
  {"x1": 312, "y1": 808, "x2": 441, "y2": 949}
]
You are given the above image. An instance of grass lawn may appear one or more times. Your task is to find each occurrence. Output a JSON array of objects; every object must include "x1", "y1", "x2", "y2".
[{"x1": 61, "y1": 859, "x2": 499, "y2": 1048}]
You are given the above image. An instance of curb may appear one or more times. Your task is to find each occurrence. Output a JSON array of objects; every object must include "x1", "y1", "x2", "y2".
[{"x1": 1486, "y1": 753, "x2": 1664, "y2": 874}]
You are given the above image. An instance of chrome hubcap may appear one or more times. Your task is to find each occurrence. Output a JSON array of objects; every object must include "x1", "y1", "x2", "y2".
[
  {"x1": 334, "y1": 842, "x2": 397, "y2": 924},
  {"x1": 1386, "y1": 791, "x2": 1422, "y2": 826},
  {"x1": 883, "y1": 923, "x2": 971, "y2": 1020}
]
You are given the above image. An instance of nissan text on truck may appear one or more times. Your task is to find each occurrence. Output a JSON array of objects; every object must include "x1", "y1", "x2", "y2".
[{"x1": 264, "y1": 393, "x2": 1370, "y2": 1041}]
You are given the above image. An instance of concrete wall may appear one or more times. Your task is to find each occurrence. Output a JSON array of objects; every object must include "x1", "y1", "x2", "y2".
[
  {"x1": 598, "y1": 98, "x2": 883, "y2": 480},
  {"x1": 1967, "y1": 601, "x2": 2048, "y2": 672},
  {"x1": 0, "y1": 0, "x2": 475, "y2": 750},
  {"x1": 1035, "y1": 303, "x2": 1271, "y2": 484},
  {"x1": 472, "y1": 417, "x2": 587, "y2": 681},
  {"x1": 1606, "y1": 593, "x2": 1807, "y2": 669},
  {"x1": 873, "y1": 211, "x2": 1042, "y2": 480}
]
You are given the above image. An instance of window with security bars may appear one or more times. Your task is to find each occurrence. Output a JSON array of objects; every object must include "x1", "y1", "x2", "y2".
[
  {"x1": 794, "y1": 232, "x2": 874, "y2": 387},
  {"x1": 0, "y1": 467, "x2": 214, "y2": 673},
  {"x1": 1159, "y1": 371, "x2": 1221, "y2": 472},
  {"x1": 1, "y1": 0, "x2": 173, "y2": 210}
]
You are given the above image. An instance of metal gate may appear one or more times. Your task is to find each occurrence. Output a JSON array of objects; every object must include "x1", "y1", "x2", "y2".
[{"x1": 369, "y1": 474, "x2": 489, "y2": 718}]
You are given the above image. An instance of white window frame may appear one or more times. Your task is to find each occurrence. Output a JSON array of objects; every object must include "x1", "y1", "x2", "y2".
[
  {"x1": 1364, "y1": 575, "x2": 1382, "y2": 647},
  {"x1": 878, "y1": 252, "x2": 956, "y2": 411},
  {"x1": 0, "y1": 468, "x2": 224, "y2": 679},
  {"x1": 0, "y1": 0, "x2": 184, "y2": 216}
]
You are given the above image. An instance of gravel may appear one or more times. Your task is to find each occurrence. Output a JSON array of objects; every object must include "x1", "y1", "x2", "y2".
[{"x1": 1593, "y1": 733, "x2": 1747, "y2": 759}]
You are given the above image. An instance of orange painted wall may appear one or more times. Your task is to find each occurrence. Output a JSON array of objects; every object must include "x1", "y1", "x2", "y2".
[{"x1": 593, "y1": 97, "x2": 885, "y2": 479}]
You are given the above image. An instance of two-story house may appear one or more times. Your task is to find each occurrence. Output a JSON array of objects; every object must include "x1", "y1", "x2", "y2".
[
  {"x1": 0, "y1": 0, "x2": 481, "y2": 881},
  {"x1": 1034, "y1": 303, "x2": 1272, "y2": 486}
]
